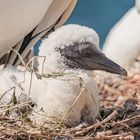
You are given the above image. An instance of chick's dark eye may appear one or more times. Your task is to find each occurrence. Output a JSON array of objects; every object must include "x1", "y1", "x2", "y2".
[{"x1": 79, "y1": 48, "x2": 93, "y2": 57}]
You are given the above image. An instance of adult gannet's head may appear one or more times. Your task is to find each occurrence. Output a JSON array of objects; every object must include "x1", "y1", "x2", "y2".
[{"x1": 38, "y1": 24, "x2": 127, "y2": 76}]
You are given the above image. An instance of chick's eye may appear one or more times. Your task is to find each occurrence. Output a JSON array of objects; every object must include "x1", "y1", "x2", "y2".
[{"x1": 79, "y1": 48, "x2": 93, "y2": 57}]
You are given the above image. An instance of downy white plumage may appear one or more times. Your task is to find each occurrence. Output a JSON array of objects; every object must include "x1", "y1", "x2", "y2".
[{"x1": 0, "y1": 25, "x2": 126, "y2": 127}]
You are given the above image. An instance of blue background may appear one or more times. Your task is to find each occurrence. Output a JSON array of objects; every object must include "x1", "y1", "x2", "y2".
[
  {"x1": 67, "y1": 0, "x2": 134, "y2": 47},
  {"x1": 34, "y1": 0, "x2": 134, "y2": 54}
]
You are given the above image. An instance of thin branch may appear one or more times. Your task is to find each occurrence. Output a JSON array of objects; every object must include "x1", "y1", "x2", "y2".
[
  {"x1": 58, "y1": 86, "x2": 86, "y2": 127},
  {"x1": 75, "y1": 110, "x2": 118, "y2": 136}
]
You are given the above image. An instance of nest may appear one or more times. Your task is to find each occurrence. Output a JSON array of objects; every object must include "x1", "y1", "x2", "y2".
[{"x1": 0, "y1": 55, "x2": 140, "y2": 140}]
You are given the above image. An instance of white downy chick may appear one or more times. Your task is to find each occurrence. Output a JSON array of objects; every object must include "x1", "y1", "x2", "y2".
[{"x1": 0, "y1": 25, "x2": 126, "y2": 127}]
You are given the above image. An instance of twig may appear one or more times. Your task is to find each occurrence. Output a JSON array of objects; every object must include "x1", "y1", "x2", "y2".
[
  {"x1": 10, "y1": 48, "x2": 26, "y2": 67},
  {"x1": 58, "y1": 86, "x2": 86, "y2": 127},
  {"x1": 0, "y1": 87, "x2": 16, "y2": 101},
  {"x1": 0, "y1": 102, "x2": 32, "y2": 113},
  {"x1": 28, "y1": 61, "x2": 34, "y2": 95},
  {"x1": 78, "y1": 76, "x2": 98, "y2": 110},
  {"x1": 75, "y1": 110, "x2": 118, "y2": 136},
  {"x1": 96, "y1": 132, "x2": 133, "y2": 140},
  {"x1": 113, "y1": 122, "x2": 140, "y2": 136},
  {"x1": 116, "y1": 114, "x2": 140, "y2": 124}
]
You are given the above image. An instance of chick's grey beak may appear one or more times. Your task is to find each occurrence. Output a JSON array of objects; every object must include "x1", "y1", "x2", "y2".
[{"x1": 77, "y1": 52, "x2": 127, "y2": 76}]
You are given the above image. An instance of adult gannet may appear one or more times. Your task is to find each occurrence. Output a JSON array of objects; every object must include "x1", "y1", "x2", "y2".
[
  {"x1": 0, "y1": 25, "x2": 127, "y2": 127},
  {"x1": 0, "y1": 0, "x2": 77, "y2": 67},
  {"x1": 103, "y1": 7, "x2": 140, "y2": 69}
]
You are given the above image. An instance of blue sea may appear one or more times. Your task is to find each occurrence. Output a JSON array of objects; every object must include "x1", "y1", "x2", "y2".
[{"x1": 34, "y1": 0, "x2": 134, "y2": 54}]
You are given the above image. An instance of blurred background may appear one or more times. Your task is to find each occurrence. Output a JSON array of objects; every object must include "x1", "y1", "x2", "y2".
[
  {"x1": 34, "y1": 0, "x2": 135, "y2": 54},
  {"x1": 67, "y1": 0, "x2": 135, "y2": 47}
]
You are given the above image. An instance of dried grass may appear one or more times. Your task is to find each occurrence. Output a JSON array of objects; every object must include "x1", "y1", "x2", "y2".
[{"x1": 0, "y1": 50, "x2": 140, "y2": 140}]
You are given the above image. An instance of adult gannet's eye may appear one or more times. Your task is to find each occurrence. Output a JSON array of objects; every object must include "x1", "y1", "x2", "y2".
[{"x1": 79, "y1": 47, "x2": 93, "y2": 57}]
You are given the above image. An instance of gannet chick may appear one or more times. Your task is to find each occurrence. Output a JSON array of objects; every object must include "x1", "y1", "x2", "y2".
[
  {"x1": 103, "y1": 7, "x2": 140, "y2": 69},
  {"x1": 0, "y1": 25, "x2": 127, "y2": 127}
]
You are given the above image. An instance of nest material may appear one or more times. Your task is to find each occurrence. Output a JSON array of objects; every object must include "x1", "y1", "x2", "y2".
[
  {"x1": 0, "y1": 56, "x2": 140, "y2": 140},
  {"x1": 94, "y1": 71, "x2": 140, "y2": 107},
  {"x1": 0, "y1": 98, "x2": 139, "y2": 140}
]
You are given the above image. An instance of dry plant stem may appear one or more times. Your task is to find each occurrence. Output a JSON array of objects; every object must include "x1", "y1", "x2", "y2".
[
  {"x1": 97, "y1": 132, "x2": 133, "y2": 139},
  {"x1": 24, "y1": 61, "x2": 34, "y2": 115},
  {"x1": 10, "y1": 48, "x2": 26, "y2": 67},
  {"x1": 113, "y1": 122, "x2": 140, "y2": 136},
  {"x1": 28, "y1": 61, "x2": 34, "y2": 95},
  {"x1": 117, "y1": 115, "x2": 140, "y2": 124},
  {"x1": 0, "y1": 87, "x2": 16, "y2": 101},
  {"x1": 78, "y1": 76, "x2": 98, "y2": 109},
  {"x1": 96, "y1": 130, "x2": 112, "y2": 137},
  {"x1": 0, "y1": 102, "x2": 31, "y2": 113},
  {"x1": 10, "y1": 48, "x2": 35, "y2": 73},
  {"x1": 40, "y1": 56, "x2": 46, "y2": 75},
  {"x1": 0, "y1": 127, "x2": 46, "y2": 138},
  {"x1": 75, "y1": 110, "x2": 118, "y2": 136},
  {"x1": 26, "y1": 56, "x2": 46, "y2": 68},
  {"x1": 58, "y1": 86, "x2": 86, "y2": 127},
  {"x1": 10, "y1": 87, "x2": 17, "y2": 104},
  {"x1": 112, "y1": 115, "x2": 140, "y2": 136}
]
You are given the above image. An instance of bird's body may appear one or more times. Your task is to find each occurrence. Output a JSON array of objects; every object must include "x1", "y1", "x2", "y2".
[
  {"x1": 0, "y1": 24, "x2": 126, "y2": 127},
  {"x1": 0, "y1": 0, "x2": 77, "y2": 66},
  {"x1": 103, "y1": 7, "x2": 140, "y2": 69},
  {"x1": 0, "y1": 67, "x2": 99, "y2": 127},
  {"x1": 0, "y1": 0, "x2": 51, "y2": 57}
]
